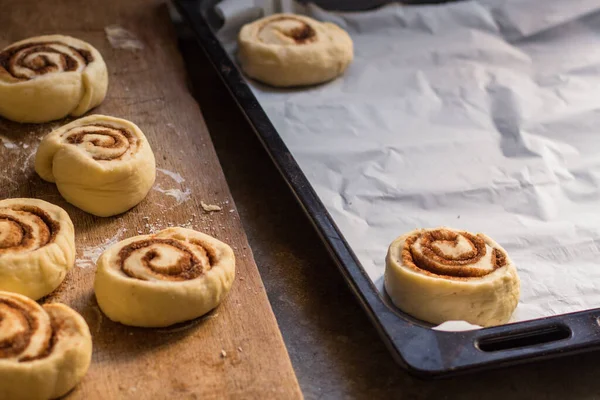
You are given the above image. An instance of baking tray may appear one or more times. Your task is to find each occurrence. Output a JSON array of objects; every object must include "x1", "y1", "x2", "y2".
[{"x1": 173, "y1": 0, "x2": 600, "y2": 378}]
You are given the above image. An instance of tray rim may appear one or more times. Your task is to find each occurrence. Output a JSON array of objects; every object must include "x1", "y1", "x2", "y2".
[{"x1": 174, "y1": 0, "x2": 600, "y2": 378}]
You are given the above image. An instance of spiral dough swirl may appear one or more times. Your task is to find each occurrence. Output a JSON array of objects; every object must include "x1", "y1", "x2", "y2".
[
  {"x1": 0, "y1": 41, "x2": 93, "y2": 81},
  {"x1": 0, "y1": 205, "x2": 60, "y2": 255},
  {"x1": 61, "y1": 123, "x2": 138, "y2": 161},
  {"x1": 0, "y1": 296, "x2": 54, "y2": 362},
  {"x1": 118, "y1": 238, "x2": 215, "y2": 281},
  {"x1": 258, "y1": 17, "x2": 317, "y2": 45},
  {"x1": 94, "y1": 227, "x2": 235, "y2": 327},
  {"x1": 402, "y1": 228, "x2": 507, "y2": 278},
  {"x1": 0, "y1": 291, "x2": 92, "y2": 400}
]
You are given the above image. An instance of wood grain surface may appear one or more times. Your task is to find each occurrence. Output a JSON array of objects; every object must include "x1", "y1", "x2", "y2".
[{"x1": 0, "y1": 0, "x2": 301, "y2": 398}]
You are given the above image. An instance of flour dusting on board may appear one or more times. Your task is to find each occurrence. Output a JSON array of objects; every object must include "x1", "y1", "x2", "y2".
[
  {"x1": 157, "y1": 168, "x2": 185, "y2": 184},
  {"x1": 0, "y1": 135, "x2": 18, "y2": 149},
  {"x1": 0, "y1": 135, "x2": 40, "y2": 178},
  {"x1": 153, "y1": 168, "x2": 191, "y2": 206},
  {"x1": 104, "y1": 25, "x2": 144, "y2": 50},
  {"x1": 153, "y1": 186, "x2": 192, "y2": 205},
  {"x1": 76, "y1": 227, "x2": 127, "y2": 268},
  {"x1": 20, "y1": 143, "x2": 39, "y2": 173}
]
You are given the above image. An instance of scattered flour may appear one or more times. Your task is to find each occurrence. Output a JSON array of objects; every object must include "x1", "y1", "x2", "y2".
[
  {"x1": 104, "y1": 25, "x2": 144, "y2": 50},
  {"x1": 0, "y1": 176, "x2": 17, "y2": 187},
  {"x1": 157, "y1": 168, "x2": 185, "y2": 184},
  {"x1": 0, "y1": 135, "x2": 17, "y2": 149},
  {"x1": 142, "y1": 221, "x2": 164, "y2": 234},
  {"x1": 154, "y1": 169, "x2": 190, "y2": 206},
  {"x1": 20, "y1": 143, "x2": 39, "y2": 173},
  {"x1": 153, "y1": 185, "x2": 192, "y2": 205},
  {"x1": 139, "y1": 214, "x2": 198, "y2": 235},
  {"x1": 75, "y1": 226, "x2": 127, "y2": 268}
]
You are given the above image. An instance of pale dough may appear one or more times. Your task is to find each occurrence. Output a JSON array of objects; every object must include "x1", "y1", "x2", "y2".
[
  {"x1": 0, "y1": 35, "x2": 108, "y2": 123},
  {"x1": 384, "y1": 227, "x2": 520, "y2": 327},
  {"x1": 0, "y1": 291, "x2": 92, "y2": 400},
  {"x1": 238, "y1": 13, "x2": 353, "y2": 87},
  {"x1": 35, "y1": 115, "x2": 156, "y2": 217},
  {"x1": 0, "y1": 198, "x2": 75, "y2": 300},
  {"x1": 94, "y1": 227, "x2": 236, "y2": 327}
]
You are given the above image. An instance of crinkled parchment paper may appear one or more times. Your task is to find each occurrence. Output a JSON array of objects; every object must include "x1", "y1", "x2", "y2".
[{"x1": 217, "y1": 0, "x2": 600, "y2": 324}]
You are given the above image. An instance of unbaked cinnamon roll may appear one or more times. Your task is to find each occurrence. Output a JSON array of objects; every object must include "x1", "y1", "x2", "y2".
[
  {"x1": 0, "y1": 198, "x2": 75, "y2": 300},
  {"x1": 238, "y1": 14, "x2": 353, "y2": 87},
  {"x1": 0, "y1": 291, "x2": 92, "y2": 400},
  {"x1": 0, "y1": 35, "x2": 108, "y2": 123},
  {"x1": 385, "y1": 227, "x2": 520, "y2": 327},
  {"x1": 35, "y1": 115, "x2": 156, "y2": 217},
  {"x1": 94, "y1": 227, "x2": 236, "y2": 327}
]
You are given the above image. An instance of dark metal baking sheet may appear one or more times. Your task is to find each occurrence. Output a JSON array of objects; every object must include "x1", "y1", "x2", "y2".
[{"x1": 173, "y1": 0, "x2": 600, "y2": 378}]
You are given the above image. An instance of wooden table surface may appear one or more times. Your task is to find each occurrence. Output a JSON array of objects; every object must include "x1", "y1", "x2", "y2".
[{"x1": 0, "y1": 0, "x2": 301, "y2": 399}]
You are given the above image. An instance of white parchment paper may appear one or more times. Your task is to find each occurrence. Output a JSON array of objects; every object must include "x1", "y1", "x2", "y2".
[{"x1": 216, "y1": 0, "x2": 600, "y2": 324}]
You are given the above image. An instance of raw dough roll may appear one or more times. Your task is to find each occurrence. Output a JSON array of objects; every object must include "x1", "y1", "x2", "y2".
[
  {"x1": 0, "y1": 291, "x2": 92, "y2": 400},
  {"x1": 385, "y1": 227, "x2": 520, "y2": 327},
  {"x1": 0, "y1": 198, "x2": 75, "y2": 300},
  {"x1": 238, "y1": 13, "x2": 353, "y2": 87},
  {"x1": 0, "y1": 35, "x2": 108, "y2": 123},
  {"x1": 35, "y1": 115, "x2": 156, "y2": 217},
  {"x1": 94, "y1": 227, "x2": 236, "y2": 327}
]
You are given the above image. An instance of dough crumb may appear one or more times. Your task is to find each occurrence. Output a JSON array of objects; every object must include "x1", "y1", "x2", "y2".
[
  {"x1": 201, "y1": 201, "x2": 222, "y2": 213},
  {"x1": 220, "y1": 350, "x2": 227, "y2": 358}
]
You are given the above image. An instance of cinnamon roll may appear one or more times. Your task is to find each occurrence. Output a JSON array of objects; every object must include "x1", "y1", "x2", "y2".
[
  {"x1": 0, "y1": 35, "x2": 108, "y2": 123},
  {"x1": 94, "y1": 227, "x2": 236, "y2": 327},
  {"x1": 385, "y1": 227, "x2": 520, "y2": 327},
  {"x1": 35, "y1": 115, "x2": 156, "y2": 217},
  {"x1": 0, "y1": 198, "x2": 75, "y2": 300},
  {"x1": 238, "y1": 14, "x2": 353, "y2": 87},
  {"x1": 0, "y1": 291, "x2": 92, "y2": 400}
]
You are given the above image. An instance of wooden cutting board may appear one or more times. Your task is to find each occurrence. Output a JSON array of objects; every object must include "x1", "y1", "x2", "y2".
[{"x1": 0, "y1": 0, "x2": 301, "y2": 398}]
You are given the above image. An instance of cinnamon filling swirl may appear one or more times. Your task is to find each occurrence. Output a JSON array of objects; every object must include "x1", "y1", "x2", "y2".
[
  {"x1": 117, "y1": 239, "x2": 215, "y2": 281},
  {"x1": 0, "y1": 41, "x2": 93, "y2": 80},
  {"x1": 0, "y1": 298, "x2": 54, "y2": 362},
  {"x1": 402, "y1": 228, "x2": 507, "y2": 279},
  {"x1": 0, "y1": 206, "x2": 59, "y2": 254},
  {"x1": 258, "y1": 17, "x2": 317, "y2": 44},
  {"x1": 61, "y1": 124, "x2": 138, "y2": 161}
]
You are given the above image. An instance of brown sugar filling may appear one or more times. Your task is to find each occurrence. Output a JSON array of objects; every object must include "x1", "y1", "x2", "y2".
[
  {"x1": 118, "y1": 238, "x2": 214, "y2": 281},
  {"x1": 0, "y1": 41, "x2": 93, "y2": 80},
  {"x1": 63, "y1": 123, "x2": 137, "y2": 160},
  {"x1": 401, "y1": 228, "x2": 507, "y2": 280},
  {"x1": 0, "y1": 205, "x2": 59, "y2": 254},
  {"x1": 20, "y1": 312, "x2": 61, "y2": 362},
  {"x1": 259, "y1": 17, "x2": 317, "y2": 44},
  {"x1": 0, "y1": 298, "x2": 56, "y2": 362}
]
